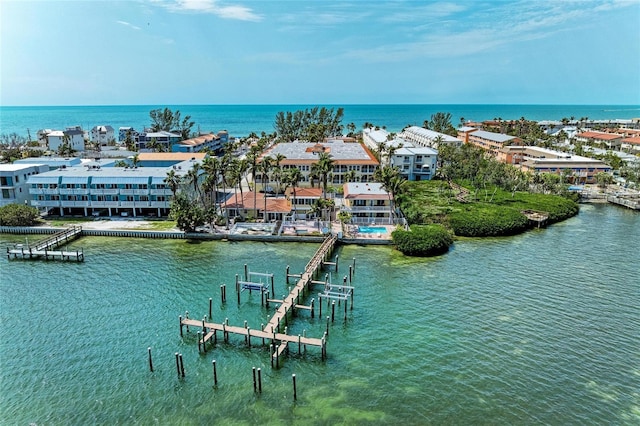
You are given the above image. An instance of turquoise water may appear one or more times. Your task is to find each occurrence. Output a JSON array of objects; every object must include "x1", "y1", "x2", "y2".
[
  {"x1": 1, "y1": 204, "x2": 639, "y2": 424},
  {"x1": 357, "y1": 226, "x2": 388, "y2": 234},
  {"x1": 1, "y1": 104, "x2": 639, "y2": 138}
]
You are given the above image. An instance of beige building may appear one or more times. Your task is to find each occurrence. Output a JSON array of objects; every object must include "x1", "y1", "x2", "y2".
[
  {"x1": 259, "y1": 140, "x2": 379, "y2": 185},
  {"x1": 498, "y1": 146, "x2": 612, "y2": 184},
  {"x1": 457, "y1": 127, "x2": 522, "y2": 156}
]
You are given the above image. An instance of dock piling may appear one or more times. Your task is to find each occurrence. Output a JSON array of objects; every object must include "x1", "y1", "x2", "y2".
[
  {"x1": 148, "y1": 347, "x2": 153, "y2": 372},
  {"x1": 212, "y1": 359, "x2": 218, "y2": 386},
  {"x1": 292, "y1": 374, "x2": 297, "y2": 401}
]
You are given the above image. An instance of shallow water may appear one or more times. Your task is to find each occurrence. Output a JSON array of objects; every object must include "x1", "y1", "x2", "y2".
[{"x1": 1, "y1": 204, "x2": 638, "y2": 424}]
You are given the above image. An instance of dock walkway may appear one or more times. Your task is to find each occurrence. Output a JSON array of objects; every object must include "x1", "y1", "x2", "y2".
[
  {"x1": 6, "y1": 226, "x2": 84, "y2": 261},
  {"x1": 180, "y1": 234, "x2": 339, "y2": 366}
]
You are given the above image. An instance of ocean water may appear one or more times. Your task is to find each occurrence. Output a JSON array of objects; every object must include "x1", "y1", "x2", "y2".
[
  {"x1": 1, "y1": 204, "x2": 638, "y2": 424},
  {"x1": 1, "y1": 104, "x2": 639, "y2": 139}
]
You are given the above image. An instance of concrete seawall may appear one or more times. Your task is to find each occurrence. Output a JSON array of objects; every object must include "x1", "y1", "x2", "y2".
[{"x1": 1, "y1": 226, "x2": 392, "y2": 245}]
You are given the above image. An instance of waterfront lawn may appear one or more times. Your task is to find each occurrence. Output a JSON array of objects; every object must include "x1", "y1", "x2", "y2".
[{"x1": 398, "y1": 180, "x2": 579, "y2": 237}]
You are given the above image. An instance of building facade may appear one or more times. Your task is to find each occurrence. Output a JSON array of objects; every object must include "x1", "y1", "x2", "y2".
[
  {"x1": 90, "y1": 125, "x2": 115, "y2": 145},
  {"x1": 341, "y1": 182, "x2": 394, "y2": 224},
  {"x1": 259, "y1": 140, "x2": 379, "y2": 186},
  {"x1": 399, "y1": 126, "x2": 462, "y2": 149},
  {"x1": 390, "y1": 146, "x2": 438, "y2": 181},
  {"x1": 0, "y1": 164, "x2": 49, "y2": 207},
  {"x1": 498, "y1": 146, "x2": 612, "y2": 184},
  {"x1": 457, "y1": 127, "x2": 522, "y2": 156},
  {"x1": 26, "y1": 162, "x2": 197, "y2": 217}
]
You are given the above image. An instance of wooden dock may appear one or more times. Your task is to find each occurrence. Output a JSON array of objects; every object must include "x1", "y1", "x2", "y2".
[
  {"x1": 180, "y1": 234, "x2": 339, "y2": 366},
  {"x1": 6, "y1": 226, "x2": 84, "y2": 261}
]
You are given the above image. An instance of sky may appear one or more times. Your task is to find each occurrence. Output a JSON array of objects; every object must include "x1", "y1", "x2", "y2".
[{"x1": 1, "y1": 0, "x2": 639, "y2": 106}]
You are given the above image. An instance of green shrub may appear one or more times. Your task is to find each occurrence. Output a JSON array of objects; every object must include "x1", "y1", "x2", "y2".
[
  {"x1": 392, "y1": 224, "x2": 453, "y2": 256},
  {"x1": 0, "y1": 203, "x2": 41, "y2": 226},
  {"x1": 448, "y1": 206, "x2": 529, "y2": 237}
]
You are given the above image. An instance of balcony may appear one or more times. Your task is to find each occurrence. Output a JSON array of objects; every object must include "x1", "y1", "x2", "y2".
[
  {"x1": 90, "y1": 201, "x2": 120, "y2": 207},
  {"x1": 60, "y1": 201, "x2": 89, "y2": 207},
  {"x1": 33, "y1": 200, "x2": 60, "y2": 207},
  {"x1": 150, "y1": 189, "x2": 172, "y2": 195},
  {"x1": 91, "y1": 189, "x2": 118, "y2": 195},
  {"x1": 149, "y1": 201, "x2": 169, "y2": 208},
  {"x1": 59, "y1": 189, "x2": 89, "y2": 195}
]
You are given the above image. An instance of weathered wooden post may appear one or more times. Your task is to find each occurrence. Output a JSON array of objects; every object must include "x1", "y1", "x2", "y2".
[
  {"x1": 349, "y1": 265, "x2": 352, "y2": 283},
  {"x1": 270, "y1": 344, "x2": 274, "y2": 367},
  {"x1": 236, "y1": 275, "x2": 240, "y2": 305},
  {"x1": 292, "y1": 374, "x2": 297, "y2": 400},
  {"x1": 197, "y1": 331, "x2": 202, "y2": 352},
  {"x1": 185, "y1": 311, "x2": 190, "y2": 332},
  {"x1": 247, "y1": 327, "x2": 251, "y2": 348},
  {"x1": 352, "y1": 257, "x2": 356, "y2": 274},
  {"x1": 179, "y1": 353, "x2": 185, "y2": 377},
  {"x1": 334, "y1": 255, "x2": 339, "y2": 272},
  {"x1": 298, "y1": 334, "x2": 301, "y2": 354},
  {"x1": 212, "y1": 359, "x2": 218, "y2": 386},
  {"x1": 244, "y1": 263, "x2": 248, "y2": 281},
  {"x1": 252, "y1": 367, "x2": 257, "y2": 392},
  {"x1": 175, "y1": 352, "x2": 180, "y2": 377},
  {"x1": 179, "y1": 315, "x2": 183, "y2": 337},
  {"x1": 261, "y1": 323, "x2": 265, "y2": 345},
  {"x1": 270, "y1": 274, "x2": 275, "y2": 297},
  {"x1": 257, "y1": 368, "x2": 262, "y2": 393},
  {"x1": 148, "y1": 347, "x2": 153, "y2": 372},
  {"x1": 326, "y1": 316, "x2": 330, "y2": 335},
  {"x1": 331, "y1": 301, "x2": 335, "y2": 323},
  {"x1": 209, "y1": 298, "x2": 212, "y2": 319},
  {"x1": 311, "y1": 298, "x2": 315, "y2": 318},
  {"x1": 344, "y1": 298, "x2": 347, "y2": 321}
]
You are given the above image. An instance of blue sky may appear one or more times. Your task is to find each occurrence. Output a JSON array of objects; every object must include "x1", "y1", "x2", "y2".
[{"x1": 1, "y1": 0, "x2": 639, "y2": 106}]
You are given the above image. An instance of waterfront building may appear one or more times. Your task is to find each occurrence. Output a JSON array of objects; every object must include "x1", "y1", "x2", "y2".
[
  {"x1": 0, "y1": 163, "x2": 49, "y2": 207},
  {"x1": 284, "y1": 187, "x2": 324, "y2": 220},
  {"x1": 575, "y1": 131, "x2": 623, "y2": 150},
  {"x1": 341, "y1": 182, "x2": 394, "y2": 225},
  {"x1": 90, "y1": 125, "x2": 115, "y2": 145},
  {"x1": 260, "y1": 140, "x2": 379, "y2": 185},
  {"x1": 118, "y1": 127, "x2": 139, "y2": 143},
  {"x1": 221, "y1": 191, "x2": 291, "y2": 221},
  {"x1": 621, "y1": 136, "x2": 640, "y2": 153},
  {"x1": 390, "y1": 146, "x2": 438, "y2": 181},
  {"x1": 46, "y1": 126, "x2": 86, "y2": 152},
  {"x1": 362, "y1": 127, "x2": 390, "y2": 151},
  {"x1": 14, "y1": 156, "x2": 82, "y2": 170},
  {"x1": 136, "y1": 152, "x2": 208, "y2": 168},
  {"x1": 458, "y1": 127, "x2": 522, "y2": 157},
  {"x1": 172, "y1": 131, "x2": 229, "y2": 153},
  {"x1": 498, "y1": 146, "x2": 612, "y2": 184},
  {"x1": 135, "y1": 131, "x2": 181, "y2": 151},
  {"x1": 26, "y1": 159, "x2": 200, "y2": 217},
  {"x1": 399, "y1": 126, "x2": 462, "y2": 149}
]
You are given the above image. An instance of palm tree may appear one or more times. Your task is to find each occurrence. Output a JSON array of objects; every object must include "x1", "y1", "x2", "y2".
[
  {"x1": 245, "y1": 149, "x2": 261, "y2": 219},
  {"x1": 186, "y1": 162, "x2": 202, "y2": 206},
  {"x1": 229, "y1": 158, "x2": 247, "y2": 219},
  {"x1": 165, "y1": 169, "x2": 182, "y2": 199},
  {"x1": 374, "y1": 166, "x2": 404, "y2": 223},
  {"x1": 286, "y1": 167, "x2": 303, "y2": 221},
  {"x1": 344, "y1": 170, "x2": 357, "y2": 183},
  {"x1": 272, "y1": 153, "x2": 286, "y2": 193},
  {"x1": 260, "y1": 156, "x2": 273, "y2": 221},
  {"x1": 202, "y1": 156, "x2": 221, "y2": 209},
  {"x1": 314, "y1": 152, "x2": 334, "y2": 199}
]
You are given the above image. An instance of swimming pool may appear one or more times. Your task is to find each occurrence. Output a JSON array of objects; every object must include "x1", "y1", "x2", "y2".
[{"x1": 358, "y1": 226, "x2": 387, "y2": 234}]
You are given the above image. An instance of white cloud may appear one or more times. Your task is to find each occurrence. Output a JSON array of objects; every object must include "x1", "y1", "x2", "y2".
[
  {"x1": 116, "y1": 20, "x2": 141, "y2": 30},
  {"x1": 155, "y1": 0, "x2": 262, "y2": 21}
]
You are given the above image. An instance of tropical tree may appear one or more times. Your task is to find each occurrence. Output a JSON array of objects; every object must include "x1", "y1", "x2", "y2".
[
  {"x1": 260, "y1": 156, "x2": 273, "y2": 221},
  {"x1": 149, "y1": 107, "x2": 195, "y2": 140},
  {"x1": 374, "y1": 166, "x2": 405, "y2": 223},
  {"x1": 202, "y1": 156, "x2": 222, "y2": 209},
  {"x1": 314, "y1": 152, "x2": 335, "y2": 198},
  {"x1": 286, "y1": 167, "x2": 303, "y2": 221},
  {"x1": 344, "y1": 170, "x2": 357, "y2": 183},
  {"x1": 186, "y1": 163, "x2": 202, "y2": 206},
  {"x1": 423, "y1": 112, "x2": 457, "y2": 136},
  {"x1": 165, "y1": 169, "x2": 181, "y2": 199}
]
